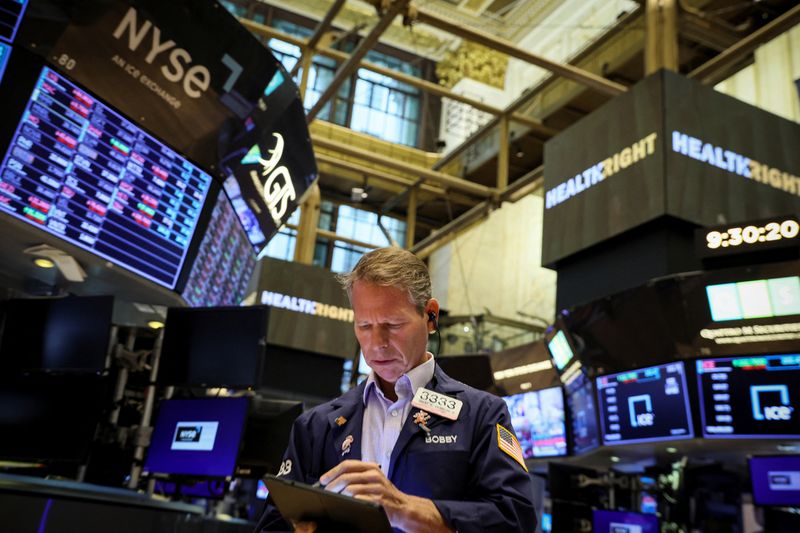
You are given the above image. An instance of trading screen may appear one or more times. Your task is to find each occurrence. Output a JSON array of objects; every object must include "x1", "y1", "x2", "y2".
[
  {"x1": 0, "y1": 67, "x2": 212, "y2": 288},
  {"x1": 697, "y1": 354, "x2": 800, "y2": 438},
  {"x1": 503, "y1": 386, "x2": 567, "y2": 458},
  {"x1": 597, "y1": 362, "x2": 694, "y2": 445},
  {"x1": 0, "y1": 0, "x2": 26, "y2": 43},
  {"x1": 566, "y1": 372, "x2": 600, "y2": 454},
  {"x1": 182, "y1": 189, "x2": 257, "y2": 307}
]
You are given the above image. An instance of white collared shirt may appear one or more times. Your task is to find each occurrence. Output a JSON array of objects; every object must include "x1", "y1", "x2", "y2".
[{"x1": 361, "y1": 353, "x2": 436, "y2": 474}]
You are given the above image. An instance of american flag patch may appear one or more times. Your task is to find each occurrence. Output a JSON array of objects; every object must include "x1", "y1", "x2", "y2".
[{"x1": 496, "y1": 424, "x2": 528, "y2": 472}]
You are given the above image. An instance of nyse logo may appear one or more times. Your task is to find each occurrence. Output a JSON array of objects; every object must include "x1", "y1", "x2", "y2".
[
  {"x1": 112, "y1": 7, "x2": 243, "y2": 98},
  {"x1": 249, "y1": 133, "x2": 296, "y2": 226},
  {"x1": 176, "y1": 426, "x2": 202, "y2": 442},
  {"x1": 171, "y1": 421, "x2": 219, "y2": 451},
  {"x1": 629, "y1": 394, "x2": 655, "y2": 428},
  {"x1": 751, "y1": 385, "x2": 794, "y2": 421}
]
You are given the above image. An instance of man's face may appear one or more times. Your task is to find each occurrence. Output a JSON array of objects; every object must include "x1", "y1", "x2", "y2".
[{"x1": 351, "y1": 280, "x2": 435, "y2": 387}]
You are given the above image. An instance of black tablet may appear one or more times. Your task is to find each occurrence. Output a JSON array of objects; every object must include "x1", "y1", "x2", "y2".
[{"x1": 263, "y1": 475, "x2": 393, "y2": 533}]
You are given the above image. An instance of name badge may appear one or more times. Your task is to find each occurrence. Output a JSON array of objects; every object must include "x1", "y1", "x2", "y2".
[{"x1": 411, "y1": 387, "x2": 463, "y2": 421}]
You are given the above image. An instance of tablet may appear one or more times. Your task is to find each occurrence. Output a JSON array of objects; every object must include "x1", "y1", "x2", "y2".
[{"x1": 263, "y1": 475, "x2": 393, "y2": 533}]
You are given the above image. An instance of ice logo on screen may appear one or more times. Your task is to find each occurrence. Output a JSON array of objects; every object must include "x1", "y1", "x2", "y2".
[
  {"x1": 750, "y1": 385, "x2": 793, "y2": 421},
  {"x1": 171, "y1": 421, "x2": 219, "y2": 451},
  {"x1": 768, "y1": 471, "x2": 800, "y2": 491},
  {"x1": 610, "y1": 524, "x2": 642, "y2": 533},
  {"x1": 629, "y1": 394, "x2": 654, "y2": 427}
]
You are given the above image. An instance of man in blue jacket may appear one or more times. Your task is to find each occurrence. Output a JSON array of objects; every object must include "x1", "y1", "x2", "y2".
[{"x1": 256, "y1": 247, "x2": 536, "y2": 533}]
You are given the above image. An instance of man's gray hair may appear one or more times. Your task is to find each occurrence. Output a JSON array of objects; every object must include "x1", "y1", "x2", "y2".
[{"x1": 337, "y1": 247, "x2": 431, "y2": 314}]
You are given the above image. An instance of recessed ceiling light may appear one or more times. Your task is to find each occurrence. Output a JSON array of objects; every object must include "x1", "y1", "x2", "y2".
[
  {"x1": 610, "y1": 456, "x2": 620, "y2": 463},
  {"x1": 666, "y1": 447, "x2": 678, "y2": 454},
  {"x1": 33, "y1": 258, "x2": 55, "y2": 269},
  {"x1": 520, "y1": 382, "x2": 532, "y2": 390},
  {"x1": 147, "y1": 320, "x2": 165, "y2": 330}
]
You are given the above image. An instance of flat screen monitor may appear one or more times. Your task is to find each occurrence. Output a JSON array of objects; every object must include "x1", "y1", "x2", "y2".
[
  {"x1": 596, "y1": 361, "x2": 694, "y2": 445},
  {"x1": 0, "y1": 374, "x2": 108, "y2": 462},
  {"x1": 0, "y1": 0, "x2": 27, "y2": 43},
  {"x1": 0, "y1": 295, "x2": 113, "y2": 372},
  {"x1": 158, "y1": 306, "x2": 269, "y2": 388},
  {"x1": 502, "y1": 386, "x2": 567, "y2": 458},
  {"x1": 181, "y1": 188, "x2": 257, "y2": 307},
  {"x1": 0, "y1": 66, "x2": 213, "y2": 289},
  {"x1": 0, "y1": 41, "x2": 10, "y2": 83},
  {"x1": 565, "y1": 371, "x2": 600, "y2": 454},
  {"x1": 144, "y1": 397, "x2": 249, "y2": 478},
  {"x1": 750, "y1": 455, "x2": 800, "y2": 506},
  {"x1": 236, "y1": 397, "x2": 302, "y2": 478},
  {"x1": 547, "y1": 330, "x2": 575, "y2": 372},
  {"x1": 705, "y1": 276, "x2": 800, "y2": 322},
  {"x1": 697, "y1": 354, "x2": 800, "y2": 438},
  {"x1": 592, "y1": 509, "x2": 659, "y2": 533}
]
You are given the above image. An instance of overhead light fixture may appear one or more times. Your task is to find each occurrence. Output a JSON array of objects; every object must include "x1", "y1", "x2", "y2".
[
  {"x1": 514, "y1": 143, "x2": 524, "y2": 158},
  {"x1": 147, "y1": 320, "x2": 165, "y2": 330},
  {"x1": 33, "y1": 258, "x2": 55, "y2": 269},
  {"x1": 610, "y1": 456, "x2": 620, "y2": 463},
  {"x1": 24, "y1": 244, "x2": 86, "y2": 282},
  {"x1": 666, "y1": 447, "x2": 678, "y2": 454},
  {"x1": 519, "y1": 382, "x2": 532, "y2": 390},
  {"x1": 463, "y1": 325, "x2": 471, "y2": 333}
]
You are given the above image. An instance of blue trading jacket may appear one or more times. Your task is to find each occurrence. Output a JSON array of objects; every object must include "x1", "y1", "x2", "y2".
[{"x1": 255, "y1": 365, "x2": 537, "y2": 533}]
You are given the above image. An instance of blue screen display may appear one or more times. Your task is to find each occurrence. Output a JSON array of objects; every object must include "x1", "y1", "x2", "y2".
[
  {"x1": 697, "y1": 354, "x2": 800, "y2": 439},
  {"x1": 181, "y1": 189, "x2": 256, "y2": 307},
  {"x1": 503, "y1": 386, "x2": 567, "y2": 458},
  {"x1": 0, "y1": 0, "x2": 27, "y2": 44},
  {"x1": 0, "y1": 41, "x2": 10, "y2": 83},
  {"x1": 144, "y1": 397, "x2": 248, "y2": 477},
  {"x1": 596, "y1": 361, "x2": 694, "y2": 445},
  {"x1": 592, "y1": 509, "x2": 659, "y2": 533},
  {"x1": 0, "y1": 67, "x2": 212, "y2": 289},
  {"x1": 566, "y1": 372, "x2": 599, "y2": 454},
  {"x1": 750, "y1": 455, "x2": 800, "y2": 506}
]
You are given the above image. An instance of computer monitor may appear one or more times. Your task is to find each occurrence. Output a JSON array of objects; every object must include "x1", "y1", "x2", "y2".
[
  {"x1": 502, "y1": 386, "x2": 567, "y2": 458},
  {"x1": 0, "y1": 295, "x2": 113, "y2": 372},
  {"x1": 565, "y1": 371, "x2": 600, "y2": 454},
  {"x1": 592, "y1": 509, "x2": 659, "y2": 533},
  {"x1": 181, "y1": 188, "x2": 256, "y2": 307},
  {"x1": 236, "y1": 397, "x2": 303, "y2": 478},
  {"x1": 596, "y1": 361, "x2": 694, "y2": 445},
  {"x1": 0, "y1": 65, "x2": 213, "y2": 289},
  {"x1": 0, "y1": 0, "x2": 27, "y2": 43},
  {"x1": 0, "y1": 42, "x2": 10, "y2": 83},
  {"x1": 0, "y1": 373, "x2": 108, "y2": 463},
  {"x1": 144, "y1": 397, "x2": 249, "y2": 478},
  {"x1": 696, "y1": 354, "x2": 800, "y2": 438},
  {"x1": 158, "y1": 306, "x2": 269, "y2": 388},
  {"x1": 750, "y1": 456, "x2": 800, "y2": 506}
]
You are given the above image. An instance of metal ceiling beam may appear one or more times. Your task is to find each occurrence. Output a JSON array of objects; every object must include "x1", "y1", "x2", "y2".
[
  {"x1": 289, "y1": 0, "x2": 347, "y2": 77},
  {"x1": 239, "y1": 20, "x2": 555, "y2": 137},
  {"x1": 688, "y1": 3, "x2": 800, "y2": 85},
  {"x1": 414, "y1": 6, "x2": 628, "y2": 97},
  {"x1": 307, "y1": 0, "x2": 410, "y2": 122},
  {"x1": 312, "y1": 135, "x2": 496, "y2": 198}
]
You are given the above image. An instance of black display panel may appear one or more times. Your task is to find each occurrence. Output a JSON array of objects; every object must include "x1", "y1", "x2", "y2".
[
  {"x1": 0, "y1": 0, "x2": 26, "y2": 43},
  {"x1": 0, "y1": 295, "x2": 113, "y2": 372},
  {"x1": 181, "y1": 188, "x2": 256, "y2": 307},
  {"x1": 565, "y1": 372, "x2": 600, "y2": 454},
  {"x1": 237, "y1": 397, "x2": 303, "y2": 478},
  {"x1": 158, "y1": 305, "x2": 268, "y2": 388},
  {"x1": 0, "y1": 373, "x2": 108, "y2": 462},
  {"x1": 697, "y1": 354, "x2": 800, "y2": 439},
  {"x1": 596, "y1": 361, "x2": 694, "y2": 445},
  {"x1": 750, "y1": 455, "x2": 800, "y2": 506},
  {"x1": 0, "y1": 66, "x2": 212, "y2": 289}
]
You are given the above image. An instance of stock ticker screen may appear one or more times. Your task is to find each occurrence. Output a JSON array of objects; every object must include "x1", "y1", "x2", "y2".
[
  {"x1": 697, "y1": 354, "x2": 800, "y2": 439},
  {"x1": 0, "y1": 67, "x2": 212, "y2": 289},
  {"x1": 566, "y1": 372, "x2": 600, "y2": 454},
  {"x1": 596, "y1": 362, "x2": 694, "y2": 445},
  {"x1": 0, "y1": 0, "x2": 26, "y2": 43},
  {"x1": 182, "y1": 189, "x2": 257, "y2": 307}
]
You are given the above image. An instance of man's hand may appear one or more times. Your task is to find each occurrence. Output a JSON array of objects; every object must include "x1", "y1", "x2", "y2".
[{"x1": 319, "y1": 460, "x2": 454, "y2": 533}]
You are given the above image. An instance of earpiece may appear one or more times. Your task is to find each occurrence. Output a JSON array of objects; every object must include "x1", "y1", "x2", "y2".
[{"x1": 427, "y1": 311, "x2": 438, "y2": 332}]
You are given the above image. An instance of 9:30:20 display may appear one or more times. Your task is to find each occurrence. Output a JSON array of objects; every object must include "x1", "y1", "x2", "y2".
[{"x1": 706, "y1": 219, "x2": 800, "y2": 249}]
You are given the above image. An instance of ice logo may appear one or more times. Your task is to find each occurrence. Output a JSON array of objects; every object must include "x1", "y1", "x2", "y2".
[
  {"x1": 751, "y1": 385, "x2": 793, "y2": 421},
  {"x1": 629, "y1": 394, "x2": 654, "y2": 427}
]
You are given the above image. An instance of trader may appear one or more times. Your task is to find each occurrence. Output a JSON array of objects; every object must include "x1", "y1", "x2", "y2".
[{"x1": 256, "y1": 247, "x2": 536, "y2": 533}]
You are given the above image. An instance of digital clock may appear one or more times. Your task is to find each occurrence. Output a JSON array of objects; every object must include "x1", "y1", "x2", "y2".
[{"x1": 696, "y1": 216, "x2": 800, "y2": 257}]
